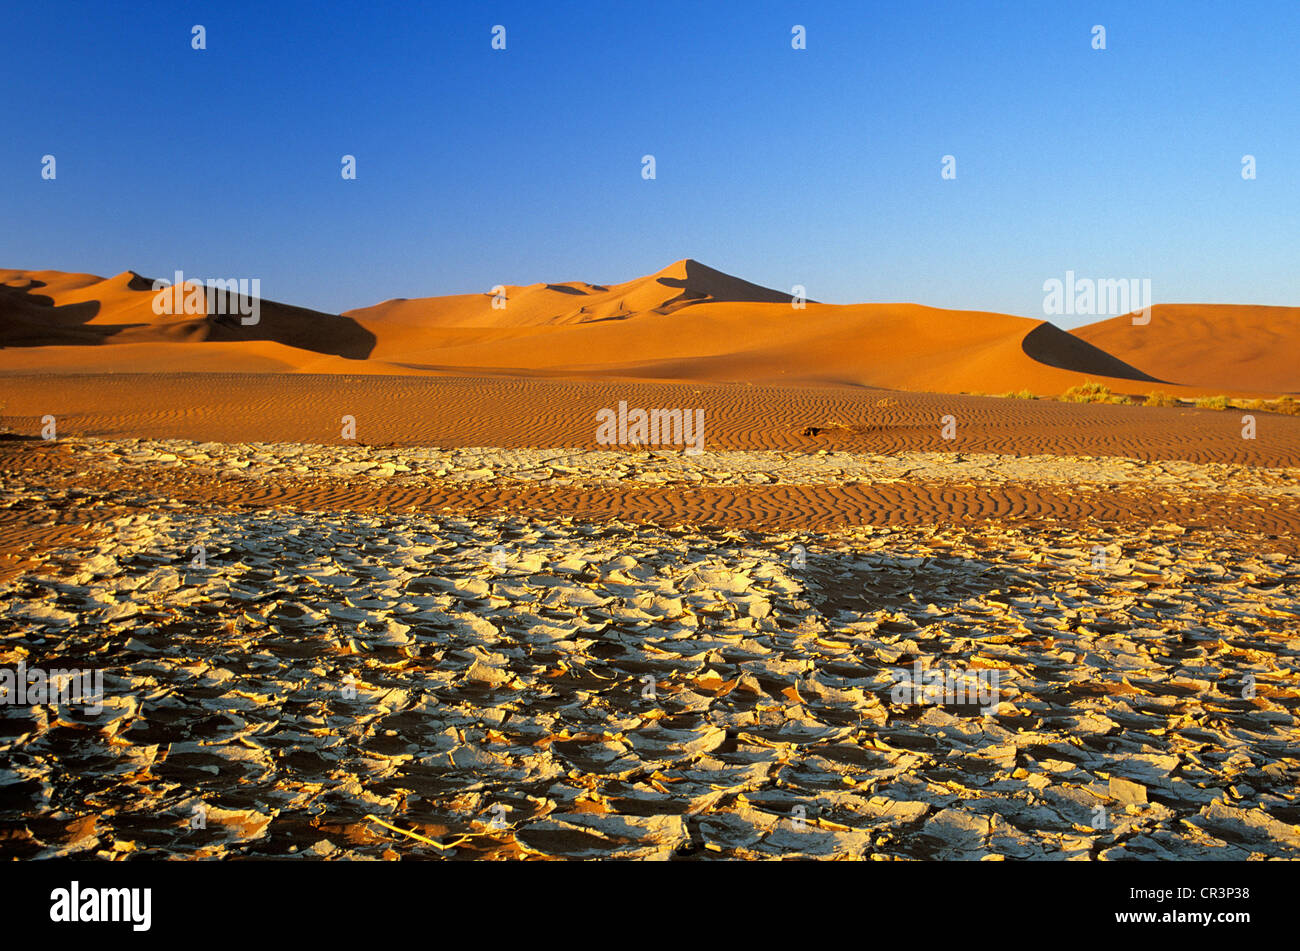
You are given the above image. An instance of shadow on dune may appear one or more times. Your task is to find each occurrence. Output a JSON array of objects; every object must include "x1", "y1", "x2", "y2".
[
  {"x1": 0, "y1": 282, "x2": 108, "y2": 345},
  {"x1": 123, "y1": 272, "x2": 158, "y2": 291},
  {"x1": 655, "y1": 259, "x2": 796, "y2": 306},
  {"x1": 0, "y1": 278, "x2": 376, "y2": 359},
  {"x1": 202, "y1": 288, "x2": 376, "y2": 359},
  {"x1": 1022, "y1": 321, "x2": 1164, "y2": 383},
  {"x1": 0, "y1": 280, "x2": 98, "y2": 323}
]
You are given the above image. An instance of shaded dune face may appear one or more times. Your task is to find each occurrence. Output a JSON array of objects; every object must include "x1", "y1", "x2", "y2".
[
  {"x1": 200, "y1": 298, "x2": 376, "y2": 359},
  {"x1": 652, "y1": 258, "x2": 798, "y2": 307},
  {"x1": 1020, "y1": 322, "x2": 1164, "y2": 383},
  {"x1": 0, "y1": 269, "x2": 376, "y2": 360},
  {"x1": 0, "y1": 282, "x2": 108, "y2": 344}
]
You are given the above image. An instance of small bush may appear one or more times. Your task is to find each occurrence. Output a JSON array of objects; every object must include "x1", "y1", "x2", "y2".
[
  {"x1": 1143, "y1": 391, "x2": 1178, "y2": 407},
  {"x1": 1067, "y1": 384, "x2": 1133, "y2": 404},
  {"x1": 1195, "y1": 396, "x2": 1229, "y2": 411},
  {"x1": 995, "y1": 390, "x2": 1039, "y2": 400},
  {"x1": 1061, "y1": 382, "x2": 1114, "y2": 403}
]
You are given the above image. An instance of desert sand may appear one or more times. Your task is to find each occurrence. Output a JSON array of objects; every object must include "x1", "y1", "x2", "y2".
[{"x1": 1, "y1": 261, "x2": 1297, "y2": 861}]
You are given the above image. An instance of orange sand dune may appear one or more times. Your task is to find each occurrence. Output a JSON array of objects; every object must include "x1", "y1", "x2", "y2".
[
  {"x1": 351, "y1": 296, "x2": 1159, "y2": 394},
  {"x1": 346, "y1": 259, "x2": 1164, "y2": 394},
  {"x1": 1074, "y1": 304, "x2": 1299, "y2": 395},
  {"x1": 2, "y1": 261, "x2": 1292, "y2": 398},
  {"x1": 0, "y1": 268, "x2": 374, "y2": 359}
]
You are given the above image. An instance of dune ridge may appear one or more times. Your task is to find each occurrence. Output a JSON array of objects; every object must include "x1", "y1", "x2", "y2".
[{"x1": 2, "y1": 262, "x2": 1295, "y2": 398}]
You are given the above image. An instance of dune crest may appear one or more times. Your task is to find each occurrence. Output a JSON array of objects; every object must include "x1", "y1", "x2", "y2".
[{"x1": 344, "y1": 258, "x2": 792, "y2": 332}]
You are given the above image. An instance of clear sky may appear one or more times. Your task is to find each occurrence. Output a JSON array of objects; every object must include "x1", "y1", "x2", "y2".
[{"x1": 2, "y1": 0, "x2": 1296, "y2": 325}]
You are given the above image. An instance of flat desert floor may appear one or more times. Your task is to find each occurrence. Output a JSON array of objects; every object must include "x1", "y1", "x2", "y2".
[{"x1": 2, "y1": 374, "x2": 1298, "y2": 859}]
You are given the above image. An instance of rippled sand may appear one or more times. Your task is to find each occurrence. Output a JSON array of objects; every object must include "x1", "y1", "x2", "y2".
[{"x1": 4, "y1": 374, "x2": 1299, "y2": 466}]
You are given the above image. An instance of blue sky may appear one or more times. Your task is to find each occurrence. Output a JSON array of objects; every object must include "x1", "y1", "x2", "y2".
[{"x1": 2, "y1": 0, "x2": 1296, "y2": 325}]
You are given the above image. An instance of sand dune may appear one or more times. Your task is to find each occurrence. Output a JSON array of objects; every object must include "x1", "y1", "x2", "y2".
[
  {"x1": 345, "y1": 259, "x2": 1165, "y2": 393},
  {"x1": 352, "y1": 296, "x2": 1161, "y2": 394},
  {"x1": 1075, "y1": 304, "x2": 1299, "y2": 395},
  {"x1": 2, "y1": 262, "x2": 1294, "y2": 398},
  {"x1": 0, "y1": 268, "x2": 374, "y2": 359}
]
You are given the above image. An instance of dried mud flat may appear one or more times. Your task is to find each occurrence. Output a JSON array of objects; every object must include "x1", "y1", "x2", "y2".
[{"x1": 2, "y1": 438, "x2": 1299, "y2": 860}]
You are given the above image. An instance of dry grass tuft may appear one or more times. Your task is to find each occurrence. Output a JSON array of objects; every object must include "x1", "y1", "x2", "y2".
[
  {"x1": 1061, "y1": 382, "x2": 1129, "y2": 404},
  {"x1": 1143, "y1": 391, "x2": 1179, "y2": 407}
]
